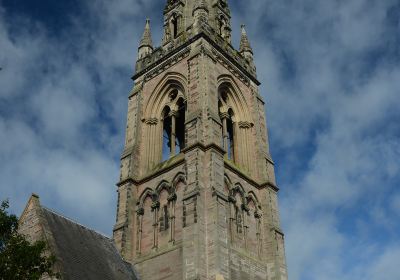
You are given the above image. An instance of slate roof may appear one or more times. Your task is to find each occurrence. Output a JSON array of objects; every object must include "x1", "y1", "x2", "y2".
[{"x1": 41, "y1": 207, "x2": 138, "y2": 280}]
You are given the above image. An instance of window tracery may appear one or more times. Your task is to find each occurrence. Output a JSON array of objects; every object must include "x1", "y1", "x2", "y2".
[
  {"x1": 218, "y1": 78, "x2": 254, "y2": 173},
  {"x1": 143, "y1": 75, "x2": 187, "y2": 171}
]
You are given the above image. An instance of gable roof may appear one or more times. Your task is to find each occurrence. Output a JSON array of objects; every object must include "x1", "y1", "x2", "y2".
[
  {"x1": 41, "y1": 208, "x2": 138, "y2": 280},
  {"x1": 19, "y1": 195, "x2": 138, "y2": 280}
]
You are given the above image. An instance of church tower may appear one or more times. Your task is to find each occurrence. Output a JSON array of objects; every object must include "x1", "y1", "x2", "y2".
[{"x1": 113, "y1": 1, "x2": 288, "y2": 279}]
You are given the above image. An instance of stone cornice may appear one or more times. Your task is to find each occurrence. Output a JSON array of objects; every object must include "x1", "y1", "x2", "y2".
[
  {"x1": 224, "y1": 159, "x2": 280, "y2": 192},
  {"x1": 133, "y1": 240, "x2": 183, "y2": 265},
  {"x1": 133, "y1": 32, "x2": 260, "y2": 86},
  {"x1": 260, "y1": 181, "x2": 280, "y2": 192},
  {"x1": 271, "y1": 226, "x2": 285, "y2": 237},
  {"x1": 181, "y1": 142, "x2": 225, "y2": 155},
  {"x1": 117, "y1": 154, "x2": 185, "y2": 187}
]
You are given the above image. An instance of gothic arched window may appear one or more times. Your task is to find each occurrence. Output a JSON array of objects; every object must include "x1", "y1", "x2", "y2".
[
  {"x1": 161, "y1": 93, "x2": 186, "y2": 162},
  {"x1": 219, "y1": 90, "x2": 236, "y2": 162},
  {"x1": 170, "y1": 14, "x2": 179, "y2": 38}
]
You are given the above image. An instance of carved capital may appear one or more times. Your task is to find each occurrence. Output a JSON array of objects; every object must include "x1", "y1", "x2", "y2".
[
  {"x1": 145, "y1": 118, "x2": 159, "y2": 125},
  {"x1": 151, "y1": 201, "x2": 160, "y2": 210},
  {"x1": 169, "y1": 110, "x2": 178, "y2": 117},
  {"x1": 238, "y1": 121, "x2": 252, "y2": 129},
  {"x1": 136, "y1": 207, "x2": 144, "y2": 216},
  {"x1": 168, "y1": 193, "x2": 177, "y2": 202},
  {"x1": 219, "y1": 112, "x2": 230, "y2": 119}
]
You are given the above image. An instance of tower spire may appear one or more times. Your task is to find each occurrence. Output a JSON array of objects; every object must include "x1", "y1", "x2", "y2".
[{"x1": 138, "y1": 18, "x2": 153, "y2": 59}]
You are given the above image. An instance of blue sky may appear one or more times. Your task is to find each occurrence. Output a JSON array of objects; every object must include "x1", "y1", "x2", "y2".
[{"x1": 1, "y1": 0, "x2": 400, "y2": 279}]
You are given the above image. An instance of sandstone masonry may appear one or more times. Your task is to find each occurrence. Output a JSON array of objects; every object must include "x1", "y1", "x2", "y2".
[{"x1": 113, "y1": 1, "x2": 288, "y2": 279}]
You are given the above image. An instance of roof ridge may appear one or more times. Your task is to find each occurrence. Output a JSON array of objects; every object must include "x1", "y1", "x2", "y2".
[{"x1": 42, "y1": 206, "x2": 111, "y2": 240}]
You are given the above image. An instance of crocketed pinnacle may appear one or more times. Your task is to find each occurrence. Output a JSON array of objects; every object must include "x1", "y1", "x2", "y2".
[
  {"x1": 239, "y1": 24, "x2": 253, "y2": 54},
  {"x1": 139, "y1": 19, "x2": 153, "y2": 48},
  {"x1": 193, "y1": 0, "x2": 209, "y2": 14}
]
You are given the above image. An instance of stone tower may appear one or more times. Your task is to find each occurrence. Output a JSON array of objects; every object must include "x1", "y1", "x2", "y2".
[{"x1": 113, "y1": 1, "x2": 288, "y2": 279}]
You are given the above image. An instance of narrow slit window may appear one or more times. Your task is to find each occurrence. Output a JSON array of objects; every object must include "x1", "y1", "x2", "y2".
[
  {"x1": 171, "y1": 16, "x2": 178, "y2": 38},
  {"x1": 159, "y1": 205, "x2": 169, "y2": 232}
]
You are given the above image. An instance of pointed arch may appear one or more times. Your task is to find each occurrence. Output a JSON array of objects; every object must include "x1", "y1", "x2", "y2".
[
  {"x1": 143, "y1": 72, "x2": 188, "y2": 168},
  {"x1": 155, "y1": 180, "x2": 172, "y2": 196},
  {"x1": 231, "y1": 183, "x2": 246, "y2": 205},
  {"x1": 246, "y1": 191, "x2": 261, "y2": 209},
  {"x1": 172, "y1": 172, "x2": 186, "y2": 187},
  {"x1": 138, "y1": 188, "x2": 156, "y2": 208},
  {"x1": 218, "y1": 74, "x2": 255, "y2": 172},
  {"x1": 144, "y1": 72, "x2": 187, "y2": 120},
  {"x1": 224, "y1": 174, "x2": 233, "y2": 194},
  {"x1": 224, "y1": 175, "x2": 233, "y2": 188},
  {"x1": 217, "y1": 74, "x2": 252, "y2": 123}
]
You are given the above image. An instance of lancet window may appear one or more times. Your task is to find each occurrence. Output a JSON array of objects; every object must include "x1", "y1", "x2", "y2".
[
  {"x1": 227, "y1": 181, "x2": 263, "y2": 258},
  {"x1": 218, "y1": 79, "x2": 254, "y2": 173},
  {"x1": 219, "y1": 90, "x2": 236, "y2": 161},
  {"x1": 143, "y1": 76, "x2": 187, "y2": 171},
  {"x1": 159, "y1": 205, "x2": 169, "y2": 232},
  {"x1": 161, "y1": 96, "x2": 186, "y2": 161},
  {"x1": 170, "y1": 14, "x2": 179, "y2": 38},
  {"x1": 135, "y1": 174, "x2": 186, "y2": 256}
]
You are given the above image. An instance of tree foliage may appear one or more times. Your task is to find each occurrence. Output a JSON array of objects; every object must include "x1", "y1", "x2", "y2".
[{"x1": 0, "y1": 200, "x2": 60, "y2": 280}]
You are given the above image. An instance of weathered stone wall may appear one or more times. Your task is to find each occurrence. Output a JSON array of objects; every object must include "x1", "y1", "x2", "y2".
[{"x1": 115, "y1": 32, "x2": 287, "y2": 280}]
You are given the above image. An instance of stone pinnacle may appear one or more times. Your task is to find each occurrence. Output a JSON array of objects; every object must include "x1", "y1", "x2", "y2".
[
  {"x1": 139, "y1": 18, "x2": 153, "y2": 49},
  {"x1": 239, "y1": 24, "x2": 253, "y2": 54}
]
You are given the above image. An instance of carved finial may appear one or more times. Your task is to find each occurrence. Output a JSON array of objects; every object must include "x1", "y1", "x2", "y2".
[
  {"x1": 193, "y1": 0, "x2": 209, "y2": 15},
  {"x1": 239, "y1": 24, "x2": 253, "y2": 55}
]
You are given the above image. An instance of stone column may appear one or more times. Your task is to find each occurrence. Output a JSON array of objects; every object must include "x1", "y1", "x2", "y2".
[
  {"x1": 170, "y1": 110, "x2": 177, "y2": 157},
  {"x1": 220, "y1": 112, "x2": 229, "y2": 155}
]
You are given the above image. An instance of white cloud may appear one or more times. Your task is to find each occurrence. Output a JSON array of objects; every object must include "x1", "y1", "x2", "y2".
[
  {"x1": 233, "y1": 1, "x2": 400, "y2": 280},
  {"x1": 0, "y1": 1, "x2": 399, "y2": 279},
  {"x1": 366, "y1": 246, "x2": 400, "y2": 280}
]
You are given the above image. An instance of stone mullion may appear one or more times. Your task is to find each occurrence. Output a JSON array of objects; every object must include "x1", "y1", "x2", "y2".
[
  {"x1": 242, "y1": 126, "x2": 249, "y2": 172},
  {"x1": 152, "y1": 203, "x2": 160, "y2": 249},
  {"x1": 229, "y1": 200, "x2": 235, "y2": 243},
  {"x1": 256, "y1": 215, "x2": 262, "y2": 258},
  {"x1": 170, "y1": 111, "x2": 176, "y2": 157},
  {"x1": 156, "y1": 122, "x2": 163, "y2": 163},
  {"x1": 144, "y1": 124, "x2": 150, "y2": 170},
  {"x1": 243, "y1": 209, "x2": 248, "y2": 250},
  {"x1": 223, "y1": 117, "x2": 228, "y2": 152},
  {"x1": 148, "y1": 124, "x2": 153, "y2": 169},
  {"x1": 248, "y1": 129, "x2": 253, "y2": 173},
  {"x1": 160, "y1": 121, "x2": 164, "y2": 162},
  {"x1": 245, "y1": 127, "x2": 251, "y2": 173},
  {"x1": 136, "y1": 210, "x2": 144, "y2": 255},
  {"x1": 220, "y1": 112, "x2": 229, "y2": 155},
  {"x1": 169, "y1": 196, "x2": 176, "y2": 243},
  {"x1": 238, "y1": 126, "x2": 245, "y2": 167},
  {"x1": 150, "y1": 124, "x2": 155, "y2": 168}
]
